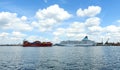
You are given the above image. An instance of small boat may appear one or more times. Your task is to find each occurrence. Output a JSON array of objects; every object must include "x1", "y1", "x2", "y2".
[{"x1": 23, "y1": 40, "x2": 53, "y2": 47}]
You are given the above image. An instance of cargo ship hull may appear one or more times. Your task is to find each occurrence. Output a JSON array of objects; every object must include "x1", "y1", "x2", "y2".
[{"x1": 23, "y1": 41, "x2": 52, "y2": 47}]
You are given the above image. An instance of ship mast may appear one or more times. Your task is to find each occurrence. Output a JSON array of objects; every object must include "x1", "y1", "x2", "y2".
[{"x1": 105, "y1": 38, "x2": 109, "y2": 45}]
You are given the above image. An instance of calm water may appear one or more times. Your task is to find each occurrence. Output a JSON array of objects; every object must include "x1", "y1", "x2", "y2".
[{"x1": 0, "y1": 46, "x2": 120, "y2": 70}]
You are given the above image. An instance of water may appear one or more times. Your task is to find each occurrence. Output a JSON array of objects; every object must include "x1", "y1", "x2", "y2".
[{"x1": 0, "y1": 46, "x2": 120, "y2": 70}]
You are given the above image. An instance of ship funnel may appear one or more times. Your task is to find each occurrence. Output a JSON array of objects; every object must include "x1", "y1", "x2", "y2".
[{"x1": 82, "y1": 36, "x2": 88, "y2": 41}]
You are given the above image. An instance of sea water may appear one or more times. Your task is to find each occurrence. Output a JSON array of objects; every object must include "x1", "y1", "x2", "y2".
[{"x1": 0, "y1": 46, "x2": 120, "y2": 70}]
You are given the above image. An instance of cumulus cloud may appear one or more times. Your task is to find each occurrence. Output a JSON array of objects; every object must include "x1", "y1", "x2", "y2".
[
  {"x1": 12, "y1": 31, "x2": 26, "y2": 38},
  {"x1": 102, "y1": 25, "x2": 120, "y2": 42},
  {"x1": 52, "y1": 6, "x2": 102, "y2": 42},
  {"x1": 1, "y1": 5, "x2": 120, "y2": 44},
  {"x1": 21, "y1": 16, "x2": 27, "y2": 21},
  {"x1": 36, "y1": 4, "x2": 71, "y2": 20},
  {"x1": 88, "y1": 26, "x2": 102, "y2": 32},
  {"x1": 85, "y1": 17, "x2": 100, "y2": 27},
  {"x1": 59, "y1": 17, "x2": 100, "y2": 38},
  {"x1": 53, "y1": 22, "x2": 87, "y2": 40},
  {"x1": 53, "y1": 28, "x2": 65, "y2": 36},
  {"x1": 0, "y1": 32, "x2": 9, "y2": 37},
  {"x1": 0, "y1": 12, "x2": 33, "y2": 31},
  {"x1": 53, "y1": 15, "x2": 120, "y2": 43},
  {"x1": 32, "y1": 4, "x2": 72, "y2": 32},
  {"x1": 0, "y1": 12, "x2": 15, "y2": 27},
  {"x1": 68, "y1": 22, "x2": 85, "y2": 33},
  {"x1": 0, "y1": 31, "x2": 27, "y2": 44},
  {"x1": 77, "y1": 6, "x2": 101, "y2": 17},
  {"x1": 88, "y1": 26, "x2": 103, "y2": 35},
  {"x1": 4, "y1": 22, "x2": 33, "y2": 31},
  {"x1": 105, "y1": 25, "x2": 120, "y2": 33},
  {"x1": 26, "y1": 35, "x2": 50, "y2": 42},
  {"x1": 53, "y1": 22, "x2": 85, "y2": 35}
]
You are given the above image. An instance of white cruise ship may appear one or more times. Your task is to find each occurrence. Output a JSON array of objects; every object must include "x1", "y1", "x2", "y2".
[{"x1": 58, "y1": 36, "x2": 96, "y2": 46}]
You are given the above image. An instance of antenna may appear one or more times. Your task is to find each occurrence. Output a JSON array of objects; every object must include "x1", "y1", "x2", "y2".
[
  {"x1": 101, "y1": 38, "x2": 103, "y2": 45},
  {"x1": 105, "y1": 38, "x2": 109, "y2": 45}
]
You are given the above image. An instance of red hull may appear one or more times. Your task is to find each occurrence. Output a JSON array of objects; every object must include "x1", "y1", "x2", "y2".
[{"x1": 23, "y1": 41, "x2": 52, "y2": 47}]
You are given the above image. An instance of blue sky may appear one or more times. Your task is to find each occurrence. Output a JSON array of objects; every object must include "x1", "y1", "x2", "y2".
[{"x1": 0, "y1": 0, "x2": 120, "y2": 44}]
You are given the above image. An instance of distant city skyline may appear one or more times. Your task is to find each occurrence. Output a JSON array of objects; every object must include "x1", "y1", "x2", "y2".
[{"x1": 0, "y1": 0, "x2": 120, "y2": 44}]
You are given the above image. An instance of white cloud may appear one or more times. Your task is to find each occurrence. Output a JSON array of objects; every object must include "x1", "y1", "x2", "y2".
[
  {"x1": 0, "y1": 31, "x2": 26, "y2": 44},
  {"x1": 0, "y1": 32, "x2": 9, "y2": 37},
  {"x1": 36, "y1": 4, "x2": 71, "y2": 20},
  {"x1": 53, "y1": 22, "x2": 87, "y2": 41},
  {"x1": 1, "y1": 5, "x2": 120, "y2": 44},
  {"x1": 88, "y1": 26, "x2": 103, "y2": 35},
  {"x1": 32, "y1": 4, "x2": 72, "y2": 32},
  {"x1": 53, "y1": 22, "x2": 85, "y2": 36},
  {"x1": 0, "y1": 12, "x2": 16, "y2": 27},
  {"x1": 65, "y1": 23, "x2": 86, "y2": 40},
  {"x1": 4, "y1": 22, "x2": 33, "y2": 31},
  {"x1": 12, "y1": 31, "x2": 26, "y2": 38},
  {"x1": 88, "y1": 26, "x2": 102, "y2": 32},
  {"x1": 85, "y1": 17, "x2": 100, "y2": 27},
  {"x1": 116, "y1": 20, "x2": 120, "y2": 23},
  {"x1": 53, "y1": 17, "x2": 120, "y2": 43},
  {"x1": 77, "y1": 6, "x2": 101, "y2": 17},
  {"x1": 68, "y1": 22, "x2": 85, "y2": 33},
  {"x1": 21, "y1": 16, "x2": 27, "y2": 21},
  {"x1": 0, "y1": 12, "x2": 33, "y2": 31},
  {"x1": 26, "y1": 35, "x2": 50, "y2": 42},
  {"x1": 53, "y1": 28, "x2": 65, "y2": 36},
  {"x1": 63, "y1": 17, "x2": 101, "y2": 39},
  {"x1": 52, "y1": 36, "x2": 61, "y2": 43},
  {"x1": 105, "y1": 25, "x2": 120, "y2": 33}
]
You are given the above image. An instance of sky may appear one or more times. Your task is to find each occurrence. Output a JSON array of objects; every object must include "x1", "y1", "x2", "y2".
[{"x1": 0, "y1": 0, "x2": 120, "y2": 44}]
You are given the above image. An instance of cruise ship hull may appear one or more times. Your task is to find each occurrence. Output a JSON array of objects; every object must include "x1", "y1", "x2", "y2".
[
  {"x1": 57, "y1": 36, "x2": 96, "y2": 47},
  {"x1": 57, "y1": 44, "x2": 95, "y2": 47}
]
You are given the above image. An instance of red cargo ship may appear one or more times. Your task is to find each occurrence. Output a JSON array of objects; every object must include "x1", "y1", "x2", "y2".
[{"x1": 23, "y1": 40, "x2": 52, "y2": 47}]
